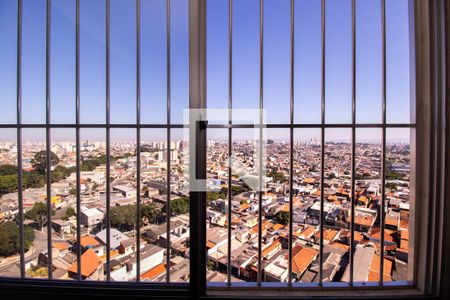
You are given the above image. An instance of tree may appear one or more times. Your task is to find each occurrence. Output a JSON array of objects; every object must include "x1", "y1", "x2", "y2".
[
  {"x1": 0, "y1": 175, "x2": 18, "y2": 195},
  {"x1": 110, "y1": 205, "x2": 136, "y2": 232},
  {"x1": 32, "y1": 151, "x2": 59, "y2": 175},
  {"x1": 25, "y1": 202, "x2": 54, "y2": 231},
  {"x1": 64, "y1": 207, "x2": 76, "y2": 220},
  {"x1": 141, "y1": 203, "x2": 158, "y2": 225},
  {"x1": 163, "y1": 197, "x2": 189, "y2": 215},
  {"x1": 0, "y1": 221, "x2": 34, "y2": 257},
  {"x1": 275, "y1": 211, "x2": 289, "y2": 225},
  {"x1": 0, "y1": 164, "x2": 19, "y2": 176}
]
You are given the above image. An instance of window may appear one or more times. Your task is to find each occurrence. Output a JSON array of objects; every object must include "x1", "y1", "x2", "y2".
[{"x1": 0, "y1": 0, "x2": 448, "y2": 299}]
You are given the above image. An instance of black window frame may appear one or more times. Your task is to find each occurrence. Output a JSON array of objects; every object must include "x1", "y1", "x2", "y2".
[{"x1": 0, "y1": 0, "x2": 449, "y2": 299}]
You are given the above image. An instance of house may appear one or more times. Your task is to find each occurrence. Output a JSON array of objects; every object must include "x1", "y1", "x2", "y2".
[
  {"x1": 68, "y1": 249, "x2": 104, "y2": 280},
  {"x1": 290, "y1": 244, "x2": 319, "y2": 280},
  {"x1": 96, "y1": 228, "x2": 130, "y2": 250},
  {"x1": 113, "y1": 185, "x2": 136, "y2": 199},
  {"x1": 110, "y1": 244, "x2": 165, "y2": 282},
  {"x1": 80, "y1": 207, "x2": 104, "y2": 228}
]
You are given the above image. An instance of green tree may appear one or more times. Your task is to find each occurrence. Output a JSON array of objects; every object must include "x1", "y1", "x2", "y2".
[
  {"x1": 141, "y1": 203, "x2": 158, "y2": 225},
  {"x1": 25, "y1": 202, "x2": 54, "y2": 231},
  {"x1": 0, "y1": 165, "x2": 19, "y2": 176},
  {"x1": 32, "y1": 151, "x2": 59, "y2": 175},
  {"x1": 168, "y1": 197, "x2": 189, "y2": 215},
  {"x1": 0, "y1": 221, "x2": 34, "y2": 257},
  {"x1": 0, "y1": 175, "x2": 18, "y2": 195},
  {"x1": 275, "y1": 211, "x2": 289, "y2": 225},
  {"x1": 110, "y1": 205, "x2": 136, "y2": 232},
  {"x1": 64, "y1": 207, "x2": 76, "y2": 220}
]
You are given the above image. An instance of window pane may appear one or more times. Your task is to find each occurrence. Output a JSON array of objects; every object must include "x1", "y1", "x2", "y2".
[
  {"x1": 141, "y1": 0, "x2": 167, "y2": 124},
  {"x1": 0, "y1": 0, "x2": 17, "y2": 124},
  {"x1": 264, "y1": 0, "x2": 290, "y2": 124},
  {"x1": 0, "y1": 129, "x2": 20, "y2": 277},
  {"x1": 233, "y1": 0, "x2": 260, "y2": 111},
  {"x1": 261, "y1": 129, "x2": 290, "y2": 283},
  {"x1": 110, "y1": 0, "x2": 136, "y2": 124},
  {"x1": 77, "y1": 128, "x2": 106, "y2": 281},
  {"x1": 386, "y1": 0, "x2": 412, "y2": 124},
  {"x1": 51, "y1": 0, "x2": 76, "y2": 124},
  {"x1": 108, "y1": 128, "x2": 139, "y2": 281},
  {"x1": 356, "y1": 0, "x2": 382, "y2": 124},
  {"x1": 140, "y1": 129, "x2": 168, "y2": 282},
  {"x1": 170, "y1": 0, "x2": 189, "y2": 125},
  {"x1": 325, "y1": 0, "x2": 351, "y2": 124},
  {"x1": 80, "y1": 0, "x2": 105, "y2": 124},
  {"x1": 22, "y1": 0, "x2": 46, "y2": 124},
  {"x1": 294, "y1": 0, "x2": 321, "y2": 124},
  {"x1": 168, "y1": 128, "x2": 189, "y2": 282},
  {"x1": 22, "y1": 129, "x2": 48, "y2": 279},
  {"x1": 322, "y1": 128, "x2": 351, "y2": 283},
  {"x1": 384, "y1": 128, "x2": 412, "y2": 282},
  {"x1": 206, "y1": 129, "x2": 229, "y2": 283},
  {"x1": 50, "y1": 128, "x2": 77, "y2": 280},
  {"x1": 293, "y1": 128, "x2": 321, "y2": 283},
  {"x1": 229, "y1": 129, "x2": 259, "y2": 283},
  {"x1": 207, "y1": 0, "x2": 228, "y2": 111}
]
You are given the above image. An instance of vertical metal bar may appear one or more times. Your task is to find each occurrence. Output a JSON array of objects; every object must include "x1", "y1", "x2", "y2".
[
  {"x1": 189, "y1": 0, "x2": 207, "y2": 296},
  {"x1": 166, "y1": 0, "x2": 171, "y2": 283},
  {"x1": 226, "y1": 0, "x2": 233, "y2": 286},
  {"x1": 380, "y1": 0, "x2": 387, "y2": 286},
  {"x1": 135, "y1": 0, "x2": 141, "y2": 282},
  {"x1": 16, "y1": 0, "x2": 25, "y2": 279},
  {"x1": 257, "y1": 0, "x2": 264, "y2": 286},
  {"x1": 319, "y1": 0, "x2": 326, "y2": 286},
  {"x1": 105, "y1": 0, "x2": 111, "y2": 282},
  {"x1": 45, "y1": 0, "x2": 53, "y2": 280},
  {"x1": 288, "y1": 0, "x2": 294, "y2": 287},
  {"x1": 350, "y1": 0, "x2": 356, "y2": 286},
  {"x1": 75, "y1": 0, "x2": 81, "y2": 281}
]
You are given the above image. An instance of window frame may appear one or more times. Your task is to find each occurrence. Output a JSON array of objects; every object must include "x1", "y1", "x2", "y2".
[{"x1": 0, "y1": 0, "x2": 448, "y2": 299}]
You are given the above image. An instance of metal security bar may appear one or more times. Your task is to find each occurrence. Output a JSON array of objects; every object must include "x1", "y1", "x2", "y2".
[
  {"x1": 135, "y1": 0, "x2": 142, "y2": 282},
  {"x1": 16, "y1": 0, "x2": 25, "y2": 280},
  {"x1": 256, "y1": 0, "x2": 264, "y2": 287},
  {"x1": 166, "y1": 0, "x2": 172, "y2": 283},
  {"x1": 287, "y1": 0, "x2": 294, "y2": 288},
  {"x1": 75, "y1": 0, "x2": 81, "y2": 281},
  {"x1": 380, "y1": 0, "x2": 387, "y2": 286},
  {"x1": 105, "y1": 0, "x2": 111, "y2": 282},
  {"x1": 319, "y1": 0, "x2": 326, "y2": 286},
  {"x1": 45, "y1": 0, "x2": 53, "y2": 280},
  {"x1": 226, "y1": 0, "x2": 233, "y2": 287},
  {"x1": 350, "y1": 0, "x2": 356, "y2": 285}
]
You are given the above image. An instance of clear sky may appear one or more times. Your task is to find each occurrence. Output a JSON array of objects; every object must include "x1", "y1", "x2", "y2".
[{"x1": 0, "y1": 0, "x2": 413, "y2": 142}]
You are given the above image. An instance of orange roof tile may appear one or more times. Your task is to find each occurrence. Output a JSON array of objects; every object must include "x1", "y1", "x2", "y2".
[
  {"x1": 68, "y1": 249, "x2": 102, "y2": 278},
  {"x1": 369, "y1": 254, "x2": 392, "y2": 281},
  {"x1": 260, "y1": 241, "x2": 281, "y2": 258},
  {"x1": 53, "y1": 241, "x2": 71, "y2": 251},
  {"x1": 141, "y1": 263, "x2": 166, "y2": 281},
  {"x1": 291, "y1": 245, "x2": 318, "y2": 275},
  {"x1": 80, "y1": 235, "x2": 100, "y2": 248}
]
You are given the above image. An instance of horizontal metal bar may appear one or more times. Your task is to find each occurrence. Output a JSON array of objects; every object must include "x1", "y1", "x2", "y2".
[
  {"x1": 0, "y1": 123, "x2": 416, "y2": 129},
  {"x1": 206, "y1": 281, "x2": 415, "y2": 290}
]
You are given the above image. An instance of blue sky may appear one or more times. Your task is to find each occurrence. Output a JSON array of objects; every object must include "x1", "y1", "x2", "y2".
[{"x1": 0, "y1": 0, "x2": 412, "y2": 142}]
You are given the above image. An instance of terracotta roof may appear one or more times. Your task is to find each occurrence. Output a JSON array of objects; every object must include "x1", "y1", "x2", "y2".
[
  {"x1": 291, "y1": 245, "x2": 318, "y2": 275},
  {"x1": 355, "y1": 214, "x2": 374, "y2": 227},
  {"x1": 53, "y1": 241, "x2": 71, "y2": 251},
  {"x1": 68, "y1": 249, "x2": 102, "y2": 278},
  {"x1": 260, "y1": 241, "x2": 281, "y2": 258},
  {"x1": 140, "y1": 263, "x2": 166, "y2": 281},
  {"x1": 80, "y1": 235, "x2": 100, "y2": 248},
  {"x1": 368, "y1": 254, "x2": 392, "y2": 281}
]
